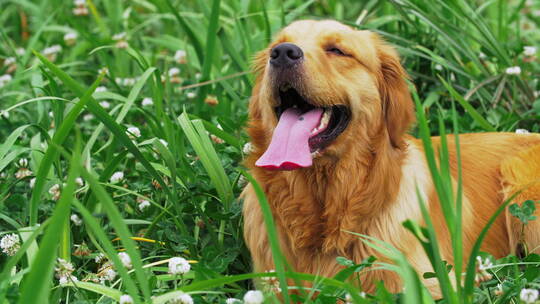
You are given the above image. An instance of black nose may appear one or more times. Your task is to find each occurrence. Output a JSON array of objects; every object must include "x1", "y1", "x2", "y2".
[{"x1": 270, "y1": 43, "x2": 303, "y2": 68}]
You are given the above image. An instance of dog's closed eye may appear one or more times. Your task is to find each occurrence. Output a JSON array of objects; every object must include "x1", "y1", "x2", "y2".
[{"x1": 325, "y1": 46, "x2": 347, "y2": 56}]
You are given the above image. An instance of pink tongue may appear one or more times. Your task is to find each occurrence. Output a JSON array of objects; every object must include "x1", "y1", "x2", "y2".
[{"x1": 256, "y1": 108, "x2": 323, "y2": 170}]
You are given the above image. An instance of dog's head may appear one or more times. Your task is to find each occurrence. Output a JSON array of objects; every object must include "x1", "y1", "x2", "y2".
[{"x1": 249, "y1": 20, "x2": 414, "y2": 170}]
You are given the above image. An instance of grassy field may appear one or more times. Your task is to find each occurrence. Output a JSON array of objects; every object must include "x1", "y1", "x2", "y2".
[{"x1": 0, "y1": 0, "x2": 539, "y2": 303}]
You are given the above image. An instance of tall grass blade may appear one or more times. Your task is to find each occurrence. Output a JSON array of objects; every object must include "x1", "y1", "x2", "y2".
[
  {"x1": 33, "y1": 48, "x2": 173, "y2": 200},
  {"x1": 71, "y1": 199, "x2": 142, "y2": 302},
  {"x1": 18, "y1": 136, "x2": 81, "y2": 304},
  {"x1": 240, "y1": 170, "x2": 291, "y2": 304},
  {"x1": 62, "y1": 281, "x2": 122, "y2": 301},
  {"x1": 440, "y1": 77, "x2": 496, "y2": 131},
  {"x1": 0, "y1": 221, "x2": 48, "y2": 302},
  {"x1": 178, "y1": 111, "x2": 233, "y2": 207},
  {"x1": 28, "y1": 52, "x2": 105, "y2": 225},
  {"x1": 79, "y1": 168, "x2": 151, "y2": 302},
  {"x1": 162, "y1": 0, "x2": 204, "y2": 63}
]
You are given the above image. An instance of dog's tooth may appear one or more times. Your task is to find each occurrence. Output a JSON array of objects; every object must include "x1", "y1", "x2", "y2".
[{"x1": 317, "y1": 110, "x2": 331, "y2": 129}]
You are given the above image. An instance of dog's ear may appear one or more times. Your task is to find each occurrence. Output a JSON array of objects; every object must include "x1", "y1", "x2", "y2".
[{"x1": 376, "y1": 41, "x2": 415, "y2": 148}]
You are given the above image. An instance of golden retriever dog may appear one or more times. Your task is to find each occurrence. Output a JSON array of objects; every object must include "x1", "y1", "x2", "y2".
[{"x1": 241, "y1": 19, "x2": 540, "y2": 295}]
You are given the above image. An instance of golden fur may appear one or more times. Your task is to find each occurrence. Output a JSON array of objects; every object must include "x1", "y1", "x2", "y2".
[{"x1": 242, "y1": 20, "x2": 540, "y2": 294}]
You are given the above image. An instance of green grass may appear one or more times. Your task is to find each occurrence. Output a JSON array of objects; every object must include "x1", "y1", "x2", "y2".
[{"x1": 0, "y1": 0, "x2": 539, "y2": 303}]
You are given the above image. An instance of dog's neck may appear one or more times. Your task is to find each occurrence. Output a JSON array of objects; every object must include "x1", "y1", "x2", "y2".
[{"x1": 248, "y1": 130, "x2": 410, "y2": 255}]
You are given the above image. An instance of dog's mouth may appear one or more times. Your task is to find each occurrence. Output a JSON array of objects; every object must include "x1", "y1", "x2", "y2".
[
  {"x1": 255, "y1": 84, "x2": 350, "y2": 170},
  {"x1": 275, "y1": 85, "x2": 350, "y2": 152}
]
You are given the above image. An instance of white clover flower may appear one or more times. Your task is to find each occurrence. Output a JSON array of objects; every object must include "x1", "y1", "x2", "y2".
[
  {"x1": 112, "y1": 32, "x2": 128, "y2": 49},
  {"x1": 95, "y1": 253, "x2": 106, "y2": 263},
  {"x1": 102, "y1": 268, "x2": 117, "y2": 282},
  {"x1": 168, "y1": 257, "x2": 190, "y2": 275},
  {"x1": 112, "y1": 32, "x2": 126, "y2": 41},
  {"x1": 29, "y1": 178, "x2": 36, "y2": 188},
  {"x1": 70, "y1": 214, "x2": 83, "y2": 226},
  {"x1": 83, "y1": 114, "x2": 94, "y2": 121},
  {"x1": 226, "y1": 299, "x2": 240, "y2": 304},
  {"x1": 15, "y1": 168, "x2": 33, "y2": 179},
  {"x1": 434, "y1": 64, "x2": 443, "y2": 71},
  {"x1": 520, "y1": 288, "x2": 539, "y2": 304},
  {"x1": 16, "y1": 48, "x2": 25, "y2": 56},
  {"x1": 516, "y1": 129, "x2": 530, "y2": 134},
  {"x1": 4, "y1": 57, "x2": 15, "y2": 66},
  {"x1": 210, "y1": 134, "x2": 224, "y2": 144},
  {"x1": 243, "y1": 142, "x2": 253, "y2": 154},
  {"x1": 43, "y1": 45, "x2": 62, "y2": 56},
  {"x1": 95, "y1": 86, "x2": 107, "y2": 93},
  {"x1": 55, "y1": 258, "x2": 75, "y2": 279},
  {"x1": 159, "y1": 139, "x2": 168, "y2": 147},
  {"x1": 116, "y1": 41, "x2": 129, "y2": 49},
  {"x1": 204, "y1": 95, "x2": 218, "y2": 106},
  {"x1": 476, "y1": 256, "x2": 493, "y2": 271},
  {"x1": 0, "y1": 233, "x2": 20, "y2": 256},
  {"x1": 345, "y1": 293, "x2": 352, "y2": 304},
  {"x1": 261, "y1": 270, "x2": 281, "y2": 293},
  {"x1": 474, "y1": 256, "x2": 493, "y2": 284},
  {"x1": 505, "y1": 66, "x2": 521, "y2": 75},
  {"x1": 126, "y1": 127, "x2": 141, "y2": 139},
  {"x1": 49, "y1": 184, "x2": 61, "y2": 200},
  {"x1": 119, "y1": 294, "x2": 134, "y2": 304},
  {"x1": 138, "y1": 200, "x2": 150, "y2": 211},
  {"x1": 141, "y1": 97, "x2": 153, "y2": 106},
  {"x1": 18, "y1": 158, "x2": 28, "y2": 167},
  {"x1": 64, "y1": 32, "x2": 79, "y2": 41},
  {"x1": 124, "y1": 78, "x2": 136, "y2": 86},
  {"x1": 98, "y1": 67, "x2": 109, "y2": 75},
  {"x1": 110, "y1": 171, "x2": 124, "y2": 184},
  {"x1": 524, "y1": 46, "x2": 537, "y2": 57},
  {"x1": 58, "y1": 275, "x2": 78, "y2": 285},
  {"x1": 168, "y1": 67, "x2": 180, "y2": 77},
  {"x1": 73, "y1": 6, "x2": 89, "y2": 16},
  {"x1": 494, "y1": 283, "x2": 504, "y2": 296},
  {"x1": 75, "y1": 177, "x2": 84, "y2": 187},
  {"x1": 63, "y1": 32, "x2": 78, "y2": 45},
  {"x1": 169, "y1": 293, "x2": 193, "y2": 304},
  {"x1": 116, "y1": 78, "x2": 135, "y2": 86},
  {"x1": 0, "y1": 74, "x2": 13, "y2": 88},
  {"x1": 186, "y1": 91, "x2": 196, "y2": 99},
  {"x1": 99, "y1": 101, "x2": 111, "y2": 109},
  {"x1": 174, "y1": 50, "x2": 187, "y2": 64},
  {"x1": 118, "y1": 252, "x2": 132, "y2": 269},
  {"x1": 243, "y1": 290, "x2": 264, "y2": 304}
]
